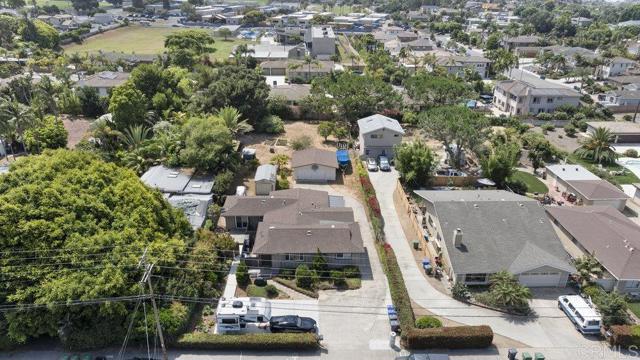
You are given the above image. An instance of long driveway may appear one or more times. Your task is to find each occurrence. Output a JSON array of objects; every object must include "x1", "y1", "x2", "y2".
[{"x1": 368, "y1": 170, "x2": 604, "y2": 355}]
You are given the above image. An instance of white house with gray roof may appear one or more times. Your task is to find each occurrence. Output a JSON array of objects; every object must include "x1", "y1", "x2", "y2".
[
  {"x1": 493, "y1": 69, "x2": 581, "y2": 116},
  {"x1": 357, "y1": 114, "x2": 405, "y2": 159},
  {"x1": 254, "y1": 164, "x2": 277, "y2": 195},
  {"x1": 414, "y1": 190, "x2": 575, "y2": 287}
]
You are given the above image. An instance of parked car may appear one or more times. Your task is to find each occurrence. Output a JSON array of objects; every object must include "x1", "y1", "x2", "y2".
[
  {"x1": 558, "y1": 295, "x2": 601, "y2": 334},
  {"x1": 378, "y1": 156, "x2": 391, "y2": 171},
  {"x1": 269, "y1": 315, "x2": 317, "y2": 333},
  {"x1": 366, "y1": 158, "x2": 378, "y2": 171},
  {"x1": 395, "y1": 354, "x2": 449, "y2": 360}
]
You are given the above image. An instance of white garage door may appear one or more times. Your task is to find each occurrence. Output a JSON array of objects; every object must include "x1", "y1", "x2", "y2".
[
  {"x1": 518, "y1": 271, "x2": 562, "y2": 287},
  {"x1": 294, "y1": 165, "x2": 336, "y2": 181}
]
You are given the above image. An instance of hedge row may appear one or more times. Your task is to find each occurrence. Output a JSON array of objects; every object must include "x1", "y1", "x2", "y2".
[
  {"x1": 355, "y1": 159, "x2": 385, "y2": 242},
  {"x1": 174, "y1": 333, "x2": 319, "y2": 351},
  {"x1": 609, "y1": 325, "x2": 640, "y2": 347},
  {"x1": 378, "y1": 243, "x2": 415, "y2": 337},
  {"x1": 406, "y1": 326, "x2": 494, "y2": 349},
  {"x1": 272, "y1": 277, "x2": 319, "y2": 298}
]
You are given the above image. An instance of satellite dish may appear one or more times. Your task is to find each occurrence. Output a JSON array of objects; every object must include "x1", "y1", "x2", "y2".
[{"x1": 476, "y1": 178, "x2": 496, "y2": 187}]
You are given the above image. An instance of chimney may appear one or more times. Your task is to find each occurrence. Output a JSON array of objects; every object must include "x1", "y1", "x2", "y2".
[{"x1": 453, "y1": 228, "x2": 463, "y2": 248}]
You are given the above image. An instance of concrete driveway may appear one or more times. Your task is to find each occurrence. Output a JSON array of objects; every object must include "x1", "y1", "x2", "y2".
[{"x1": 367, "y1": 170, "x2": 601, "y2": 354}]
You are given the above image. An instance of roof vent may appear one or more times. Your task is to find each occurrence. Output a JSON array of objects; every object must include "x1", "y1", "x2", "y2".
[
  {"x1": 306, "y1": 230, "x2": 312, "y2": 236},
  {"x1": 269, "y1": 226, "x2": 275, "y2": 229},
  {"x1": 473, "y1": 204, "x2": 479, "y2": 208},
  {"x1": 232, "y1": 301, "x2": 243, "y2": 308},
  {"x1": 453, "y1": 228, "x2": 463, "y2": 248},
  {"x1": 261, "y1": 199, "x2": 266, "y2": 203}
]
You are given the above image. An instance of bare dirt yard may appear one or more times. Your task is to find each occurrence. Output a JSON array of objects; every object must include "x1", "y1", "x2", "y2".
[{"x1": 61, "y1": 115, "x2": 92, "y2": 149}]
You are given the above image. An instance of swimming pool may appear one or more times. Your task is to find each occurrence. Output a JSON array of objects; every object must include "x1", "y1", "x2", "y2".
[{"x1": 618, "y1": 157, "x2": 640, "y2": 178}]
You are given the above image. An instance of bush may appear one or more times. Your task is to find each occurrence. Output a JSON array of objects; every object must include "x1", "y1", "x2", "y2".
[
  {"x1": 405, "y1": 326, "x2": 493, "y2": 349},
  {"x1": 279, "y1": 269, "x2": 295, "y2": 280},
  {"x1": 256, "y1": 115, "x2": 285, "y2": 134},
  {"x1": 379, "y1": 244, "x2": 414, "y2": 337},
  {"x1": 175, "y1": 333, "x2": 319, "y2": 351},
  {"x1": 276, "y1": 176, "x2": 289, "y2": 190},
  {"x1": 311, "y1": 250, "x2": 329, "y2": 279},
  {"x1": 505, "y1": 178, "x2": 527, "y2": 195},
  {"x1": 451, "y1": 282, "x2": 470, "y2": 301},
  {"x1": 265, "y1": 284, "x2": 278, "y2": 298},
  {"x1": 267, "y1": 95, "x2": 292, "y2": 119},
  {"x1": 342, "y1": 266, "x2": 360, "y2": 278},
  {"x1": 415, "y1": 316, "x2": 443, "y2": 329},
  {"x1": 295, "y1": 264, "x2": 317, "y2": 289},
  {"x1": 553, "y1": 111, "x2": 568, "y2": 121},
  {"x1": 624, "y1": 149, "x2": 638, "y2": 158},
  {"x1": 623, "y1": 115, "x2": 633, "y2": 122},
  {"x1": 564, "y1": 124, "x2": 576, "y2": 137},
  {"x1": 291, "y1": 135, "x2": 312, "y2": 150},
  {"x1": 541, "y1": 123, "x2": 555, "y2": 132},
  {"x1": 254, "y1": 277, "x2": 267, "y2": 287},
  {"x1": 236, "y1": 261, "x2": 250, "y2": 288},
  {"x1": 609, "y1": 325, "x2": 640, "y2": 347},
  {"x1": 330, "y1": 270, "x2": 346, "y2": 287},
  {"x1": 537, "y1": 112, "x2": 553, "y2": 121},
  {"x1": 213, "y1": 170, "x2": 234, "y2": 195}
]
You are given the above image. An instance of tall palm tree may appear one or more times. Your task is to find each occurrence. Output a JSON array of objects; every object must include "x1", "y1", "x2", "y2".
[
  {"x1": 289, "y1": 55, "x2": 319, "y2": 82},
  {"x1": 0, "y1": 96, "x2": 36, "y2": 158},
  {"x1": 216, "y1": 106, "x2": 253, "y2": 136},
  {"x1": 574, "y1": 127, "x2": 618, "y2": 165},
  {"x1": 398, "y1": 47, "x2": 409, "y2": 64},
  {"x1": 573, "y1": 255, "x2": 603, "y2": 288},
  {"x1": 232, "y1": 44, "x2": 254, "y2": 65}
]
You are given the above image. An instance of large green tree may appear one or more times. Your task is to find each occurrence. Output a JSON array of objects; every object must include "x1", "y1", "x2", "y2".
[
  {"x1": 0, "y1": 150, "x2": 196, "y2": 349},
  {"x1": 108, "y1": 82, "x2": 147, "y2": 130},
  {"x1": 574, "y1": 127, "x2": 618, "y2": 165},
  {"x1": 419, "y1": 106, "x2": 490, "y2": 169},
  {"x1": 179, "y1": 116, "x2": 236, "y2": 171},
  {"x1": 480, "y1": 143, "x2": 519, "y2": 188},
  {"x1": 404, "y1": 72, "x2": 473, "y2": 108},
  {"x1": 23, "y1": 115, "x2": 68, "y2": 153},
  {"x1": 394, "y1": 141, "x2": 437, "y2": 187},
  {"x1": 164, "y1": 30, "x2": 215, "y2": 69}
]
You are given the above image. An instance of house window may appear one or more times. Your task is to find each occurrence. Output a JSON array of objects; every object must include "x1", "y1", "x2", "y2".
[
  {"x1": 625, "y1": 281, "x2": 640, "y2": 289},
  {"x1": 547, "y1": 98, "x2": 554, "y2": 103},
  {"x1": 532, "y1": 97, "x2": 540, "y2": 104},
  {"x1": 394, "y1": 134, "x2": 399, "y2": 137},
  {"x1": 285, "y1": 253, "x2": 304, "y2": 261},
  {"x1": 370, "y1": 134, "x2": 378, "y2": 139},
  {"x1": 335, "y1": 253, "x2": 351, "y2": 259},
  {"x1": 465, "y1": 273, "x2": 488, "y2": 283},
  {"x1": 236, "y1": 216, "x2": 248, "y2": 229}
]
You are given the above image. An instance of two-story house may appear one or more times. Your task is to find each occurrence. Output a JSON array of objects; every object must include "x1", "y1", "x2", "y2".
[
  {"x1": 357, "y1": 114, "x2": 405, "y2": 159},
  {"x1": 433, "y1": 55, "x2": 491, "y2": 79},
  {"x1": 599, "y1": 57, "x2": 637, "y2": 79}
]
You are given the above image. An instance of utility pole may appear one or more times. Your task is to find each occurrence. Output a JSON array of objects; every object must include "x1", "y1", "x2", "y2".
[{"x1": 139, "y1": 249, "x2": 168, "y2": 360}]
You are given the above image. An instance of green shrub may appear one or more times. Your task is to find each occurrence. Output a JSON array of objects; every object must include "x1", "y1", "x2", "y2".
[
  {"x1": 582, "y1": 284, "x2": 605, "y2": 302},
  {"x1": 175, "y1": 333, "x2": 319, "y2": 351},
  {"x1": 415, "y1": 316, "x2": 443, "y2": 329},
  {"x1": 279, "y1": 269, "x2": 295, "y2": 280},
  {"x1": 254, "y1": 277, "x2": 267, "y2": 287},
  {"x1": 256, "y1": 115, "x2": 285, "y2": 134},
  {"x1": 451, "y1": 282, "x2": 470, "y2": 301},
  {"x1": 265, "y1": 284, "x2": 278, "y2": 298},
  {"x1": 379, "y1": 244, "x2": 414, "y2": 338},
  {"x1": 342, "y1": 266, "x2": 360, "y2": 278},
  {"x1": 311, "y1": 250, "x2": 329, "y2": 279},
  {"x1": 624, "y1": 149, "x2": 638, "y2": 158},
  {"x1": 277, "y1": 176, "x2": 290, "y2": 190},
  {"x1": 537, "y1": 113, "x2": 553, "y2": 121},
  {"x1": 295, "y1": 264, "x2": 317, "y2": 289},
  {"x1": 564, "y1": 124, "x2": 576, "y2": 137},
  {"x1": 405, "y1": 326, "x2": 493, "y2": 349},
  {"x1": 330, "y1": 270, "x2": 346, "y2": 287},
  {"x1": 236, "y1": 261, "x2": 250, "y2": 288},
  {"x1": 541, "y1": 123, "x2": 555, "y2": 132},
  {"x1": 291, "y1": 135, "x2": 312, "y2": 150}
]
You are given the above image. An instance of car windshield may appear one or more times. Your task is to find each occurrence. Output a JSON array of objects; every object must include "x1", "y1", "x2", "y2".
[{"x1": 296, "y1": 318, "x2": 303, "y2": 327}]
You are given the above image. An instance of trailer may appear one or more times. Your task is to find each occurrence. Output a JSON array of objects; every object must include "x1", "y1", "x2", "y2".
[{"x1": 216, "y1": 297, "x2": 272, "y2": 333}]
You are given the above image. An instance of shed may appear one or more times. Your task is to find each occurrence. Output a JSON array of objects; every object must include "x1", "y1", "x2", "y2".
[
  {"x1": 254, "y1": 164, "x2": 278, "y2": 195},
  {"x1": 291, "y1": 148, "x2": 338, "y2": 182}
]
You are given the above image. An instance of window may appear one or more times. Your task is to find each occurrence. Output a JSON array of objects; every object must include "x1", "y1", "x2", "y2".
[
  {"x1": 625, "y1": 281, "x2": 640, "y2": 289},
  {"x1": 236, "y1": 216, "x2": 248, "y2": 229},
  {"x1": 394, "y1": 134, "x2": 399, "y2": 137},
  {"x1": 370, "y1": 134, "x2": 378, "y2": 139},
  {"x1": 285, "y1": 253, "x2": 304, "y2": 261},
  {"x1": 335, "y1": 253, "x2": 352, "y2": 259},
  {"x1": 547, "y1": 97, "x2": 554, "y2": 103},
  {"x1": 533, "y1": 97, "x2": 540, "y2": 104},
  {"x1": 465, "y1": 273, "x2": 487, "y2": 283}
]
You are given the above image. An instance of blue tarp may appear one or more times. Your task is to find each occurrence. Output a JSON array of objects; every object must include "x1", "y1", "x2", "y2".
[{"x1": 336, "y1": 150, "x2": 350, "y2": 166}]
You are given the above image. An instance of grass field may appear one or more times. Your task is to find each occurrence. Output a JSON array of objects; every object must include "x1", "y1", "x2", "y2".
[
  {"x1": 628, "y1": 302, "x2": 640, "y2": 319},
  {"x1": 567, "y1": 154, "x2": 640, "y2": 185},
  {"x1": 35, "y1": 0, "x2": 110, "y2": 9},
  {"x1": 64, "y1": 25, "x2": 254, "y2": 60},
  {"x1": 511, "y1": 170, "x2": 549, "y2": 194}
]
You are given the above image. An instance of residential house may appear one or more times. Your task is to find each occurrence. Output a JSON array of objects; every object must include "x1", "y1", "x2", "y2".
[
  {"x1": 547, "y1": 206, "x2": 640, "y2": 294},
  {"x1": 597, "y1": 90, "x2": 640, "y2": 112},
  {"x1": 254, "y1": 164, "x2": 277, "y2": 195},
  {"x1": 587, "y1": 121, "x2": 640, "y2": 144},
  {"x1": 599, "y1": 57, "x2": 637, "y2": 79},
  {"x1": 493, "y1": 69, "x2": 581, "y2": 115},
  {"x1": 140, "y1": 165, "x2": 215, "y2": 230},
  {"x1": 260, "y1": 60, "x2": 333, "y2": 81},
  {"x1": 605, "y1": 75, "x2": 640, "y2": 89},
  {"x1": 221, "y1": 189, "x2": 366, "y2": 269},
  {"x1": 74, "y1": 71, "x2": 130, "y2": 97},
  {"x1": 501, "y1": 35, "x2": 542, "y2": 51},
  {"x1": 244, "y1": 43, "x2": 307, "y2": 62},
  {"x1": 414, "y1": 190, "x2": 575, "y2": 287},
  {"x1": 571, "y1": 17, "x2": 593, "y2": 27},
  {"x1": 433, "y1": 55, "x2": 491, "y2": 79},
  {"x1": 357, "y1": 114, "x2": 404, "y2": 159},
  {"x1": 539, "y1": 46, "x2": 597, "y2": 68},
  {"x1": 291, "y1": 148, "x2": 338, "y2": 182},
  {"x1": 406, "y1": 38, "x2": 434, "y2": 52},
  {"x1": 396, "y1": 31, "x2": 419, "y2": 43},
  {"x1": 268, "y1": 84, "x2": 311, "y2": 105},
  {"x1": 92, "y1": 13, "x2": 115, "y2": 25},
  {"x1": 305, "y1": 26, "x2": 336, "y2": 60}
]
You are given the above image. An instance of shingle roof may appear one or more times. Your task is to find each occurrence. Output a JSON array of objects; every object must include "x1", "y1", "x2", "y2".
[
  {"x1": 432, "y1": 199, "x2": 574, "y2": 275},
  {"x1": 75, "y1": 71, "x2": 130, "y2": 88},
  {"x1": 222, "y1": 188, "x2": 329, "y2": 217},
  {"x1": 547, "y1": 206, "x2": 640, "y2": 280},
  {"x1": 291, "y1": 148, "x2": 338, "y2": 169},
  {"x1": 504, "y1": 35, "x2": 541, "y2": 44},
  {"x1": 253, "y1": 222, "x2": 363, "y2": 254},
  {"x1": 567, "y1": 180, "x2": 629, "y2": 200},
  {"x1": 414, "y1": 189, "x2": 534, "y2": 203},
  {"x1": 269, "y1": 84, "x2": 311, "y2": 101},
  {"x1": 357, "y1": 114, "x2": 405, "y2": 135}
]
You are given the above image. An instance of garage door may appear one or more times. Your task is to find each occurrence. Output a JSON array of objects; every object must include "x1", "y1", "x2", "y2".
[
  {"x1": 294, "y1": 165, "x2": 335, "y2": 181},
  {"x1": 518, "y1": 271, "x2": 562, "y2": 287}
]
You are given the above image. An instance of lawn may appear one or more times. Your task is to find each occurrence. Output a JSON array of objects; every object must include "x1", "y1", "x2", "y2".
[
  {"x1": 35, "y1": 0, "x2": 110, "y2": 9},
  {"x1": 511, "y1": 170, "x2": 549, "y2": 194},
  {"x1": 628, "y1": 302, "x2": 640, "y2": 319},
  {"x1": 567, "y1": 154, "x2": 640, "y2": 185},
  {"x1": 64, "y1": 25, "x2": 254, "y2": 60}
]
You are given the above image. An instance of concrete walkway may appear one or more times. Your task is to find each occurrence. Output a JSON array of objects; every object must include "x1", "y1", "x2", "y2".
[{"x1": 222, "y1": 260, "x2": 239, "y2": 299}]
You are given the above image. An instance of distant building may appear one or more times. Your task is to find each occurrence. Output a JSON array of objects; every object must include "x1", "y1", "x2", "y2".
[
  {"x1": 571, "y1": 17, "x2": 592, "y2": 27},
  {"x1": 501, "y1": 35, "x2": 542, "y2": 51},
  {"x1": 586, "y1": 121, "x2": 640, "y2": 144},
  {"x1": 75, "y1": 71, "x2": 130, "y2": 97},
  {"x1": 268, "y1": 84, "x2": 311, "y2": 105},
  {"x1": 357, "y1": 114, "x2": 404, "y2": 159},
  {"x1": 493, "y1": 69, "x2": 581, "y2": 116},
  {"x1": 599, "y1": 57, "x2": 637, "y2": 79},
  {"x1": 305, "y1": 26, "x2": 336, "y2": 60},
  {"x1": 260, "y1": 60, "x2": 334, "y2": 82},
  {"x1": 243, "y1": 43, "x2": 306, "y2": 62},
  {"x1": 433, "y1": 55, "x2": 491, "y2": 79}
]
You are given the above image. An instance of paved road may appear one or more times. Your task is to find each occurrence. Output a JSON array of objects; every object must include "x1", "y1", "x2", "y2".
[{"x1": 367, "y1": 169, "x2": 614, "y2": 358}]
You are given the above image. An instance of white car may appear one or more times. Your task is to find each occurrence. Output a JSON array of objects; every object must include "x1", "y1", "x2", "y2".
[{"x1": 366, "y1": 158, "x2": 378, "y2": 171}]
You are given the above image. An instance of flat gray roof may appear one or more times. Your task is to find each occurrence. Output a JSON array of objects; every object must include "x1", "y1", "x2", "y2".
[
  {"x1": 141, "y1": 165, "x2": 214, "y2": 194},
  {"x1": 414, "y1": 189, "x2": 534, "y2": 203},
  {"x1": 545, "y1": 164, "x2": 600, "y2": 182},
  {"x1": 167, "y1": 194, "x2": 212, "y2": 230}
]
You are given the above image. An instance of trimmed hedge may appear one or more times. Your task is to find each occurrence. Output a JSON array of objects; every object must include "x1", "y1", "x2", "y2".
[
  {"x1": 273, "y1": 277, "x2": 319, "y2": 298},
  {"x1": 378, "y1": 243, "x2": 415, "y2": 338},
  {"x1": 406, "y1": 326, "x2": 494, "y2": 349},
  {"x1": 175, "y1": 333, "x2": 319, "y2": 351},
  {"x1": 609, "y1": 325, "x2": 640, "y2": 347}
]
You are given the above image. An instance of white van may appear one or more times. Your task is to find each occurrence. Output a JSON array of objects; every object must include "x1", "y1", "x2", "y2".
[{"x1": 558, "y1": 295, "x2": 602, "y2": 334}]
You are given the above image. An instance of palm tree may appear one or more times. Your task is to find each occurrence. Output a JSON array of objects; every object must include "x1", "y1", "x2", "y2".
[
  {"x1": 573, "y1": 255, "x2": 603, "y2": 288},
  {"x1": 232, "y1": 44, "x2": 254, "y2": 65},
  {"x1": 490, "y1": 281, "x2": 532, "y2": 310},
  {"x1": 216, "y1": 106, "x2": 253, "y2": 136},
  {"x1": 289, "y1": 55, "x2": 319, "y2": 82},
  {"x1": 119, "y1": 125, "x2": 150, "y2": 150},
  {"x1": 574, "y1": 127, "x2": 618, "y2": 165},
  {"x1": 0, "y1": 96, "x2": 36, "y2": 158},
  {"x1": 398, "y1": 47, "x2": 409, "y2": 64}
]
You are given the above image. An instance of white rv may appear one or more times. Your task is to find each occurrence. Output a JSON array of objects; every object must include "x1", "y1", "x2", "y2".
[
  {"x1": 558, "y1": 295, "x2": 602, "y2": 334},
  {"x1": 216, "y1": 297, "x2": 272, "y2": 333}
]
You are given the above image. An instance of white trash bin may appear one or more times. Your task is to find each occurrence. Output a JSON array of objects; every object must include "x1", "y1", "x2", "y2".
[{"x1": 389, "y1": 331, "x2": 397, "y2": 348}]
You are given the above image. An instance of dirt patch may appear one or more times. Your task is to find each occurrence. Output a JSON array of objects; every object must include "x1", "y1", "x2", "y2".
[
  {"x1": 61, "y1": 115, "x2": 92, "y2": 149},
  {"x1": 530, "y1": 126, "x2": 582, "y2": 153}
]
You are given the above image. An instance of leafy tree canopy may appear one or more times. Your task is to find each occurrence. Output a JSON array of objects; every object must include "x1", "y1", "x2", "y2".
[{"x1": 404, "y1": 72, "x2": 473, "y2": 108}]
